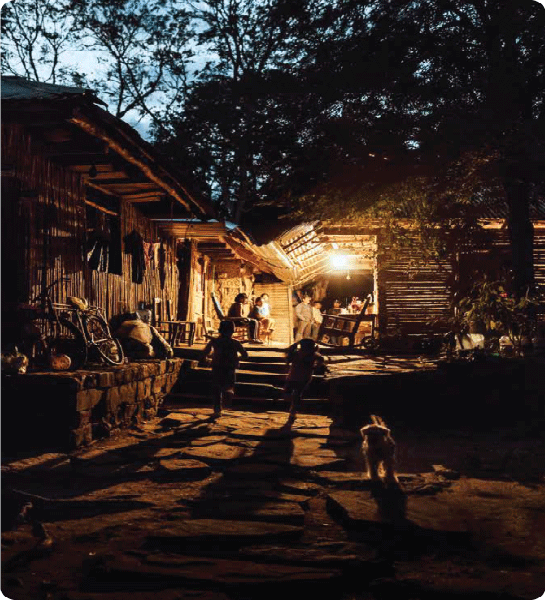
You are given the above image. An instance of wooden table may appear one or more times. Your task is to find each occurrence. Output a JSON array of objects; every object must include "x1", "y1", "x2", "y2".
[{"x1": 160, "y1": 321, "x2": 196, "y2": 347}]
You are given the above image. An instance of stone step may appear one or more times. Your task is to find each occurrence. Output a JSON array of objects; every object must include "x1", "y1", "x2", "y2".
[
  {"x1": 239, "y1": 361, "x2": 289, "y2": 374},
  {"x1": 84, "y1": 551, "x2": 341, "y2": 594},
  {"x1": 146, "y1": 519, "x2": 304, "y2": 549},
  {"x1": 184, "y1": 367, "x2": 326, "y2": 388},
  {"x1": 179, "y1": 379, "x2": 284, "y2": 399},
  {"x1": 165, "y1": 393, "x2": 330, "y2": 413},
  {"x1": 188, "y1": 499, "x2": 306, "y2": 526}
]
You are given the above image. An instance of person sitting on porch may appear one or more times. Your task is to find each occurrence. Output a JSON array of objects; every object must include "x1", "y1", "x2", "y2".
[
  {"x1": 227, "y1": 293, "x2": 263, "y2": 343},
  {"x1": 295, "y1": 294, "x2": 314, "y2": 341},
  {"x1": 328, "y1": 299, "x2": 343, "y2": 316},
  {"x1": 251, "y1": 297, "x2": 275, "y2": 340}
]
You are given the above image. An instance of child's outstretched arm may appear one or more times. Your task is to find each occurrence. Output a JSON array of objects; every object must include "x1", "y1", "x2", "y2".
[
  {"x1": 285, "y1": 342, "x2": 298, "y2": 364},
  {"x1": 198, "y1": 340, "x2": 214, "y2": 367},
  {"x1": 236, "y1": 340, "x2": 249, "y2": 361},
  {"x1": 201, "y1": 340, "x2": 213, "y2": 360}
]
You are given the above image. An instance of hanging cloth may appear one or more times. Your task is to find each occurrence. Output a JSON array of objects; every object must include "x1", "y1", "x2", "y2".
[
  {"x1": 124, "y1": 230, "x2": 146, "y2": 284},
  {"x1": 159, "y1": 240, "x2": 167, "y2": 289}
]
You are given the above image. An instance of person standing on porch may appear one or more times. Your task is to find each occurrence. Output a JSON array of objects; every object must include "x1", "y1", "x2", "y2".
[
  {"x1": 295, "y1": 295, "x2": 314, "y2": 341},
  {"x1": 201, "y1": 320, "x2": 248, "y2": 417},
  {"x1": 259, "y1": 294, "x2": 275, "y2": 333},
  {"x1": 311, "y1": 300, "x2": 324, "y2": 340}
]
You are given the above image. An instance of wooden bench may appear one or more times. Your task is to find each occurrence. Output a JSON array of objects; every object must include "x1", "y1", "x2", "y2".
[{"x1": 317, "y1": 296, "x2": 376, "y2": 348}]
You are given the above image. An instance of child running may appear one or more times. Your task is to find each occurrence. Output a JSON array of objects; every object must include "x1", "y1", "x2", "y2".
[
  {"x1": 201, "y1": 320, "x2": 249, "y2": 417},
  {"x1": 284, "y1": 338, "x2": 325, "y2": 424}
]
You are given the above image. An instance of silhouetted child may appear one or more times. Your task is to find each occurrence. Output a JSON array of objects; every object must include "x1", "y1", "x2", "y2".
[
  {"x1": 201, "y1": 320, "x2": 248, "y2": 417},
  {"x1": 284, "y1": 338, "x2": 324, "y2": 424}
]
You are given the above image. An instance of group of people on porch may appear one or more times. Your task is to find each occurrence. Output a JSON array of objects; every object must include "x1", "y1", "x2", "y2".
[
  {"x1": 294, "y1": 294, "x2": 371, "y2": 342},
  {"x1": 227, "y1": 292, "x2": 275, "y2": 344}
]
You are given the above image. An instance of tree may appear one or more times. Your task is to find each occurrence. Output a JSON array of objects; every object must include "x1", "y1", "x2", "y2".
[
  {"x1": 1, "y1": 0, "x2": 79, "y2": 83},
  {"x1": 2, "y1": 0, "x2": 196, "y2": 132},
  {"x1": 155, "y1": 0, "x2": 322, "y2": 222},
  {"x1": 289, "y1": 0, "x2": 545, "y2": 294},
  {"x1": 68, "y1": 0, "x2": 194, "y2": 129}
]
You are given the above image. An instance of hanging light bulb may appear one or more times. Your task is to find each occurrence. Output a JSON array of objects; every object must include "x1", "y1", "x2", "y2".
[{"x1": 346, "y1": 272, "x2": 351, "y2": 280}]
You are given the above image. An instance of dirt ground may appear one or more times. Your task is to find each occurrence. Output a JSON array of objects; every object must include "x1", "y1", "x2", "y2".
[{"x1": 2, "y1": 402, "x2": 545, "y2": 600}]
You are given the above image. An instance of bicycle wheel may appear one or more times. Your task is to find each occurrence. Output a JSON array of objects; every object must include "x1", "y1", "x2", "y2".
[
  {"x1": 84, "y1": 314, "x2": 124, "y2": 365},
  {"x1": 47, "y1": 320, "x2": 88, "y2": 370}
]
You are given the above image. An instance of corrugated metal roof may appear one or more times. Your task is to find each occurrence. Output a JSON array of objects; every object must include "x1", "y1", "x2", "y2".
[{"x1": 1, "y1": 75, "x2": 99, "y2": 102}]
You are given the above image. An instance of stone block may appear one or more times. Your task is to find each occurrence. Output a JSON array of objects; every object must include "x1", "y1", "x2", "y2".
[
  {"x1": 124, "y1": 366, "x2": 141, "y2": 384},
  {"x1": 70, "y1": 410, "x2": 91, "y2": 429},
  {"x1": 159, "y1": 361, "x2": 168, "y2": 375},
  {"x1": 137, "y1": 379, "x2": 152, "y2": 399},
  {"x1": 76, "y1": 388, "x2": 104, "y2": 411},
  {"x1": 153, "y1": 375, "x2": 167, "y2": 394},
  {"x1": 82, "y1": 373, "x2": 98, "y2": 388},
  {"x1": 97, "y1": 371, "x2": 116, "y2": 388},
  {"x1": 166, "y1": 373, "x2": 178, "y2": 391},
  {"x1": 114, "y1": 368, "x2": 126, "y2": 385},
  {"x1": 122, "y1": 382, "x2": 138, "y2": 402},
  {"x1": 69, "y1": 424, "x2": 92, "y2": 449},
  {"x1": 135, "y1": 363, "x2": 148, "y2": 380},
  {"x1": 104, "y1": 386, "x2": 121, "y2": 412}
]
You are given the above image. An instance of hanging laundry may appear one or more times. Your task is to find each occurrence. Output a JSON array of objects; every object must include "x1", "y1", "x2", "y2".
[
  {"x1": 143, "y1": 242, "x2": 153, "y2": 268},
  {"x1": 87, "y1": 228, "x2": 111, "y2": 272},
  {"x1": 152, "y1": 242, "x2": 161, "y2": 268},
  {"x1": 159, "y1": 240, "x2": 167, "y2": 289},
  {"x1": 124, "y1": 230, "x2": 146, "y2": 284}
]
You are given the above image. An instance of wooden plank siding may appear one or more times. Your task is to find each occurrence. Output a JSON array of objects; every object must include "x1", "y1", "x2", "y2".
[
  {"x1": 254, "y1": 282, "x2": 293, "y2": 346},
  {"x1": 2, "y1": 123, "x2": 181, "y2": 325},
  {"x1": 376, "y1": 235, "x2": 454, "y2": 335},
  {"x1": 534, "y1": 228, "x2": 545, "y2": 303}
]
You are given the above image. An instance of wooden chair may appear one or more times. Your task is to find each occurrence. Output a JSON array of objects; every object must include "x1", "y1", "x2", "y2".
[
  {"x1": 317, "y1": 295, "x2": 376, "y2": 348},
  {"x1": 210, "y1": 293, "x2": 250, "y2": 341}
]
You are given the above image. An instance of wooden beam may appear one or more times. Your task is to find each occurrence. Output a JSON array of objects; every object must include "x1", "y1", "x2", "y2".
[
  {"x1": 86, "y1": 181, "x2": 119, "y2": 197},
  {"x1": 125, "y1": 196, "x2": 162, "y2": 203},
  {"x1": 70, "y1": 108, "x2": 212, "y2": 218},
  {"x1": 84, "y1": 198, "x2": 119, "y2": 216}
]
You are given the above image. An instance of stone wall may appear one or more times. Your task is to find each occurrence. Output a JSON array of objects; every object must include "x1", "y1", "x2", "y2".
[{"x1": 2, "y1": 358, "x2": 182, "y2": 450}]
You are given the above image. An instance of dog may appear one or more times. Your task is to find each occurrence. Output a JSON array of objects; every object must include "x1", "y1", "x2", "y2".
[{"x1": 360, "y1": 415, "x2": 398, "y2": 483}]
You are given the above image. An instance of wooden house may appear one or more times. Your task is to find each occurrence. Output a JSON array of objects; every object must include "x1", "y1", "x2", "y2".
[{"x1": 1, "y1": 76, "x2": 215, "y2": 345}]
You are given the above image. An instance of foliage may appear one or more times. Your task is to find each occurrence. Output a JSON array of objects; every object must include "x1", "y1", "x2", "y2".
[{"x1": 455, "y1": 278, "x2": 539, "y2": 351}]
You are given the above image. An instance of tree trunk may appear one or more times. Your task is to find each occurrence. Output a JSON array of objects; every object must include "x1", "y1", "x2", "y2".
[{"x1": 504, "y1": 176, "x2": 535, "y2": 296}]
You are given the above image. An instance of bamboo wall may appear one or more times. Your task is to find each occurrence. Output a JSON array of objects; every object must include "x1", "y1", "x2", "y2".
[
  {"x1": 253, "y1": 282, "x2": 293, "y2": 346},
  {"x1": 1, "y1": 123, "x2": 180, "y2": 325}
]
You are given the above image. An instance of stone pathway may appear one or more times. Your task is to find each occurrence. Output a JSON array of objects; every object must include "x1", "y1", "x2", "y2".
[{"x1": 2, "y1": 347, "x2": 545, "y2": 600}]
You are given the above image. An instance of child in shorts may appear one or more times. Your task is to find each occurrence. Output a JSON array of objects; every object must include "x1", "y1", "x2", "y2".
[
  {"x1": 201, "y1": 320, "x2": 249, "y2": 417},
  {"x1": 284, "y1": 338, "x2": 325, "y2": 424}
]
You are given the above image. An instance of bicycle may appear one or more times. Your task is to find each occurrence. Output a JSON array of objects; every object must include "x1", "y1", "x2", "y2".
[{"x1": 18, "y1": 277, "x2": 124, "y2": 369}]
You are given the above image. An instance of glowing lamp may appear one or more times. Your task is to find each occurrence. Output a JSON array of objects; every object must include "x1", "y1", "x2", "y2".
[{"x1": 330, "y1": 254, "x2": 349, "y2": 269}]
